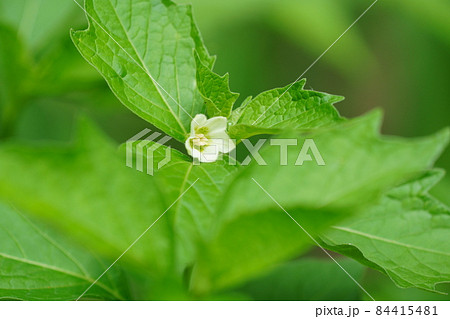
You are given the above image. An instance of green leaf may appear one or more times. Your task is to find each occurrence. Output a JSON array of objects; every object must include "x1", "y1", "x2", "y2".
[
  {"x1": 195, "y1": 53, "x2": 239, "y2": 118},
  {"x1": 71, "y1": 0, "x2": 214, "y2": 141},
  {"x1": 193, "y1": 111, "x2": 449, "y2": 293},
  {"x1": 321, "y1": 169, "x2": 450, "y2": 293},
  {"x1": 120, "y1": 141, "x2": 238, "y2": 272},
  {"x1": 157, "y1": 158, "x2": 238, "y2": 272},
  {"x1": 0, "y1": 118, "x2": 173, "y2": 278},
  {"x1": 228, "y1": 79, "x2": 344, "y2": 140},
  {"x1": 0, "y1": 202, "x2": 124, "y2": 300},
  {"x1": 238, "y1": 258, "x2": 365, "y2": 301}
]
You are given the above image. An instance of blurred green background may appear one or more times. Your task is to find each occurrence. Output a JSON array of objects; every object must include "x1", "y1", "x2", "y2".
[{"x1": 0, "y1": 0, "x2": 449, "y2": 300}]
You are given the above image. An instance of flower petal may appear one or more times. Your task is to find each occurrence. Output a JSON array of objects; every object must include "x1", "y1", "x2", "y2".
[
  {"x1": 221, "y1": 137, "x2": 236, "y2": 154},
  {"x1": 185, "y1": 137, "x2": 194, "y2": 155},
  {"x1": 209, "y1": 135, "x2": 236, "y2": 154},
  {"x1": 191, "y1": 114, "x2": 208, "y2": 134},
  {"x1": 197, "y1": 144, "x2": 220, "y2": 162},
  {"x1": 185, "y1": 114, "x2": 234, "y2": 162},
  {"x1": 205, "y1": 116, "x2": 227, "y2": 134}
]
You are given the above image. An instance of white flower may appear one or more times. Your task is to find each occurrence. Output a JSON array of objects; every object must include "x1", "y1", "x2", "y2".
[{"x1": 185, "y1": 114, "x2": 235, "y2": 163}]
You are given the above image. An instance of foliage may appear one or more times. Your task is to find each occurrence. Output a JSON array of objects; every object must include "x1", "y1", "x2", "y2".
[
  {"x1": 0, "y1": 0, "x2": 448, "y2": 300},
  {"x1": 0, "y1": 202, "x2": 124, "y2": 300}
]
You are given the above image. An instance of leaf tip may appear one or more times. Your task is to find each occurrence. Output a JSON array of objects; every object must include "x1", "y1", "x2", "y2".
[
  {"x1": 360, "y1": 108, "x2": 384, "y2": 133},
  {"x1": 436, "y1": 126, "x2": 450, "y2": 147}
]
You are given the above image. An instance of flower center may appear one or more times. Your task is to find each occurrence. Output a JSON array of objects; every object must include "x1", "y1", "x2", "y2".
[{"x1": 192, "y1": 133, "x2": 209, "y2": 147}]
